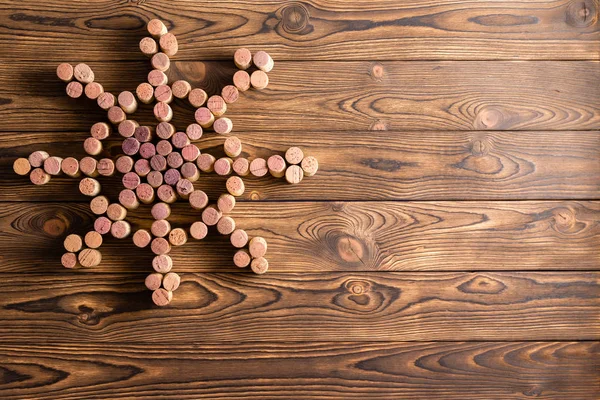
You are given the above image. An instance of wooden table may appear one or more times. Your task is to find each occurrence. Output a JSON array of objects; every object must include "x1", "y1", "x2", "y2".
[{"x1": 0, "y1": 1, "x2": 599, "y2": 398}]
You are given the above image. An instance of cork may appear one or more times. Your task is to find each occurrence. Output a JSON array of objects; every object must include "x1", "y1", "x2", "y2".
[
  {"x1": 74, "y1": 63, "x2": 95, "y2": 84},
  {"x1": 232, "y1": 158, "x2": 250, "y2": 177},
  {"x1": 94, "y1": 216, "x2": 112, "y2": 235},
  {"x1": 118, "y1": 120, "x2": 138, "y2": 138},
  {"x1": 194, "y1": 107, "x2": 214, "y2": 128},
  {"x1": 64, "y1": 234, "x2": 83, "y2": 253},
  {"x1": 90, "y1": 195, "x2": 109, "y2": 215},
  {"x1": 233, "y1": 249, "x2": 251, "y2": 268},
  {"x1": 13, "y1": 158, "x2": 31, "y2": 176},
  {"x1": 61, "y1": 252, "x2": 79, "y2": 269},
  {"x1": 189, "y1": 190, "x2": 209, "y2": 210},
  {"x1": 154, "y1": 84, "x2": 173, "y2": 103},
  {"x1": 139, "y1": 142, "x2": 157, "y2": 159},
  {"x1": 159, "y1": 32, "x2": 178, "y2": 57},
  {"x1": 156, "y1": 140, "x2": 173, "y2": 157},
  {"x1": 227, "y1": 176, "x2": 245, "y2": 197},
  {"x1": 111, "y1": 220, "x2": 131, "y2": 239},
  {"x1": 164, "y1": 168, "x2": 181, "y2": 186},
  {"x1": 172, "y1": 80, "x2": 191, "y2": 99},
  {"x1": 136, "y1": 82, "x2": 155, "y2": 104},
  {"x1": 107, "y1": 203, "x2": 127, "y2": 221},
  {"x1": 186, "y1": 123, "x2": 203, "y2": 141},
  {"x1": 119, "y1": 189, "x2": 140, "y2": 210},
  {"x1": 217, "y1": 216, "x2": 236, "y2": 235},
  {"x1": 151, "y1": 202, "x2": 171, "y2": 220},
  {"x1": 250, "y1": 70, "x2": 269, "y2": 90},
  {"x1": 172, "y1": 131, "x2": 190, "y2": 149},
  {"x1": 207, "y1": 95, "x2": 227, "y2": 117},
  {"x1": 56, "y1": 63, "x2": 74, "y2": 82},
  {"x1": 139, "y1": 37, "x2": 158, "y2": 57},
  {"x1": 148, "y1": 19, "x2": 168, "y2": 38},
  {"x1": 97, "y1": 158, "x2": 115, "y2": 177},
  {"x1": 213, "y1": 117, "x2": 233, "y2": 135},
  {"x1": 188, "y1": 88, "x2": 208, "y2": 108},
  {"x1": 301, "y1": 156, "x2": 319, "y2": 176},
  {"x1": 122, "y1": 172, "x2": 141, "y2": 190},
  {"x1": 83, "y1": 137, "x2": 102, "y2": 156},
  {"x1": 79, "y1": 177, "x2": 101, "y2": 196},
  {"x1": 267, "y1": 155, "x2": 286, "y2": 178},
  {"x1": 97, "y1": 92, "x2": 116, "y2": 110},
  {"x1": 90, "y1": 122, "x2": 111, "y2": 140},
  {"x1": 136, "y1": 183, "x2": 156, "y2": 204},
  {"x1": 151, "y1": 237, "x2": 171, "y2": 255},
  {"x1": 190, "y1": 221, "x2": 208, "y2": 240},
  {"x1": 84, "y1": 82, "x2": 104, "y2": 100},
  {"x1": 80, "y1": 156, "x2": 99, "y2": 177},
  {"x1": 66, "y1": 81, "x2": 83, "y2": 98},
  {"x1": 145, "y1": 273, "x2": 163, "y2": 291},
  {"x1": 181, "y1": 144, "x2": 200, "y2": 162},
  {"x1": 253, "y1": 51, "x2": 274, "y2": 72},
  {"x1": 176, "y1": 178, "x2": 194, "y2": 199},
  {"x1": 251, "y1": 257, "x2": 269, "y2": 274},
  {"x1": 181, "y1": 162, "x2": 200, "y2": 181},
  {"x1": 202, "y1": 205, "x2": 222, "y2": 226},
  {"x1": 152, "y1": 254, "x2": 173, "y2": 273},
  {"x1": 217, "y1": 193, "x2": 236, "y2": 214},
  {"x1": 28, "y1": 151, "x2": 49, "y2": 168},
  {"x1": 107, "y1": 106, "x2": 126, "y2": 125},
  {"x1": 221, "y1": 85, "x2": 239, "y2": 104},
  {"x1": 133, "y1": 229, "x2": 152, "y2": 248},
  {"x1": 156, "y1": 122, "x2": 175, "y2": 139},
  {"x1": 137, "y1": 157, "x2": 154, "y2": 175},
  {"x1": 61, "y1": 157, "x2": 80, "y2": 178},
  {"x1": 249, "y1": 158, "x2": 268, "y2": 177},
  {"x1": 162, "y1": 272, "x2": 181, "y2": 291},
  {"x1": 195, "y1": 153, "x2": 215, "y2": 173},
  {"x1": 147, "y1": 171, "x2": 164, "y2": 188},
  {"x1": 285, "y1": 164, "x2": 304, "y2": 184},
  {"x1": 233, "y1": 70, "x2": 251, "y2": 91},
  {"x1": 151, "y1": 52, "x2": 171, "y2": 72},
  {"x1": 214, "y1": 157, "x2": 233, "y2": 176},
  {"x1": 118, "y1": 91, "x2": 138, "y2": 114},
  {"x1": 84, "y1": 231, "x2": 103, "y2": 249},
  {"x1": 234, "y1": 48, "x2": 252, "y2": 70},
  {"x1": 43, "y1": 156, "x2": 63, "y2": 176},
  {"x1": 135, "y1": 126, "x2": 154, "y2": 143},
  {"x1": 115, "y1": 155, "x2": 134, "y2": 174},
  {"x1": 230, "y1": 229, "x2": 249, "y2": 248},
  {"x1": 150, "y1": 154, "x2": 168, "y2": 171},
  {"x1": 154, "y1": 101, "x2": 173, "y2": 122},
  {"x1": 249, "y1": 236, "x2": 268, "y2": 258},
  {"x1": 152, "y1": 288, "x2": 173, "y2": 306},
  {"x1": 157, "y1": 184, "x2": 178, "y2": 203},
  {"x1": 148, "y1": 69, "x2": 168, "y2": 87},
  {"x1": 168, "y1": 228, "x2": 187, "y2": 246},
  {"x1": 151, "y1": 220, "x2": 171, "y2": 239},
  {"x1": 285, "y1": 147, "x2": 304, "y2": 165}
]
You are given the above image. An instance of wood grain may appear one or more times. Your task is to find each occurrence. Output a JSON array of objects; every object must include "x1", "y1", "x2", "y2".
[
  {"x1": 0, "y1": 61, "x2": 599, "y2": 132},
  {"x1": 0, "y1": 201, "x2": 598, "y2": 273},
  {"x1": 1, "y1": 0, "x2": 598, "y2": 61},
  {"x1": 0, "y1": 341, "x2": 598, "y2": 399}
]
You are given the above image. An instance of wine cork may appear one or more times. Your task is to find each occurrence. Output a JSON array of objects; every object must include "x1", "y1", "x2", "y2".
[
  {"x1": 94, "y1": 216, "x2": 112, "y2": 235},
  {"x1": 214, "y1": 157, "x2": 233, "y2": 176},
  {"x1": 134, "y1": 158, "x2": 151, "y2": 177},
  {"x1": 188, "y1": 88, "x2": 208, "y2": 108},
  {"x1": 167, "y1": 152, "x2": 184, "y2": 169},
  {"x1": 224, "y1": 136, "x2": 242, "y2": 157},
  {"x1": 156, "y1": 122, "x2": 175, "y2": 139},
  {"x1": 189, "y1": 190, "x2": 208, "y2": 210},
  {"x1": 301, "y1": 156, "x2": 319, "y2": 176},
  {"x1": 79, "y1": 177, "x2": 101, "y2": 196},
  {"x1": 250, "y1": 158, "x2": 268, "y2": 177},
  {"x1": 221, "y1": 85, "x2": 239, "y2": 104},
  {"x1": 61, "y1": 157, "x2": 80, "y2": 177},
  {"x1": 168, "y1": 228, "x2": 187, "y2": 246},
  {"x1": 157, "y1": 184, "x2": 177, "y2": 203},
  {"x1": 226, "y1": 176, "x2": 245, "y2": 197},
  {"x1": 97, "y1": 158, "x2": 115, "y2": 177},
  {"x1": 79, "y1": 248, "x2": 102, "y2": 268},
  {"x1": 207, "y1": 95, "x2": 227, "y2": 117},
  {"x1": 66, "y1": 81, "x2": 83, "y2": 98},
  {"x1": 172, "y1": 131, "x2": 190, "y2": 149},
  {"x1": 28, "y1": 151, "x2": 49, "y2": 168},
  {"x1": 107, "y1": 203, "x2": 127, "y2": 221},
  {"x1": 150, "y1": 154, "x2": 168, "y2": 171},
  {"x1": 202, "y1": 205, "x2": 222, "y2": 226},
  {"x1": 147, "y1": 171, "x2": 164, "y2": 188},
  {"x1": 133, "y1": 229, "x2": 152, "y2": 248},
  {"x1": 118, "y1": 120, "x2": 138, "y2": 138},
  {"x1": 115, "y1": 155, "x2": 134, "y2": 174},
  {"x1": 251, "y1": 70, "x2": 269, "y2": 89},
  {"x1": 139, "y1": 142, "x2": 157, "y2": 159},
  {"x1": 253, "y1": 51, "x2": 274, "y2": 72},
  {"x1": 64, "y1": 234, "x2": 83, "y2": 253},
  {"x1": 145, "y1": 273, "x2": 163, "y2": 291},
  {"x1": 136, "y1": 82, "x2": 155, "y2": 104},
  {"x1": 107, "y1": 106, "x2": 126, "y2": 125},
  {"x1": 151, "y1": 237, "x2": 171, "y2": 255},
  {"x1": 232, "y1": 158, "x2": 250, "y2": 176},
  {"x1": 90, "y1": 122, "x2": 111, "y2": 140},
  {"x1": 213, "y1": 117, "x2": 233, "y2": 135},
  {"x1": 61, "y1": 252, "x2": 79, "y2": 269},
  {"x1": 122, "y1": 136, "x2": 140, "y2": 155},
  {"x1": 152, "y1": 254, "x2": 173, "y2": 273},
  {"x1": 43, "y1": 156, "x2": 63, "y2": 176},
  {"x1": 159, "y1": 32, "x2": 178, "y2": 57},
  {"x1": 156, "y1": 140, "x2": 173, "y2": 157},
  {"x1": 163, "y1": 272, "x2": 181, "y2": 291},
  {"x1": 164, "y1": 168, "x2": 181, "y2": 186},
  {"x1": 217, "y1": 216, "x2": 236, "y2": 235},
  {"x1": 154, "y1": 101, "x2": 173, "y2": 122},
  {"x1": 234, "y1": 48, "x2": 252, "y2": 69},
  {"x1": 97, "y1": 92, "x2": 116, "y2": 110},
  {"x1": 233, "y1": 70, "x2": 251, "y2": 91},
  {"x1": 118, "y1": 91, "x2": 138, "y2": 114},
  {"x1": 151, "y1": 202, "x2": 171, "y2": 220},
  {"x1": 217, "y1": 193, "x2": 236, "y2": 213},
  {"x1": 151, "y1": 52, "x2": 170, "y2": 72},
  {"x1": 233, "y1": 249, "x2": 251, "y2": 268},
  {"x1": 181, "y1": 162, "x2": 200, "y2": 181},
  {"x1": 80, "y1": 156, "x2": 99, "y2": 177},
  {"x1": 139, "y1": 37, "x2": 158, "y2": 57},
  {"x1": 84, "y1": 231, "x2": 103, "y2": 249},
  {"x1": 172, "y1": 80, "x2": 191, "y2": 99},
  {"x1": 90, "y1": 195, "x2": 109, "y2": 215},
  {"x1": 176, "y1": 178, "x2": 194, "y2": 199},
  {"x1": 181, "y1": 144, "x2": 200, "y2": 162},
  {"x1": 154, "y1": 84, "x2": 173, "y2": 103},
  {"x1": 74, "y1": 63, "x2": 94, "y2": 84},
  {"x1": 190, "y1": 221, "x2": 208, "y2": 240},
  {"x1": 148, "y1": 69, "x2": 168, "y2": 87},
  {"x1": 230, "y1": 229, "x2": 248, "y2": 248},
  {"x1": 251, "y1": 257, "x2": 269, "y2": 274},
  {"x1": 111, "y1": 220, "x2": 131, "y2": 239},
  {"x1": 267, "y1": 155, "x2": 286, "y2": 178},
  {"x1": 84, "y1": 82, "x2": 104, "y2": 100},
  {"x1": 13, "y1": 158, "x2": 31, "y2": 176},
  {"x1": 249, "y1": 236, "x2": 267, "y2": 258},
  {"x1": 285, "y1": 147, "x2": 304, "y2": 165},
  {"x1": 136, "y1": 183, "x2": 155, "y2": 204},
  {"x1": 186, "y1": 123, "x2": 203, "y2": 141},
  {"x1": 134, "y1": 125, "x2": 154, "y2": 143},
  {"x1": 285, "y1": 164, "x2": 304, "y2": 184},
  {"x1": 152, "y1": 288, "x2": 173, "y2": 306},
  {"x1": 196, "y1": 153, "x2": 216, "y2": 173},
  {"x1": 56, "y1": 63, "x2": 74, "y2": 82},
  {"x1": 122, "y1": 172, "x2": 140, "y2": 189},
  {"x1": 83, "y1": 137, "x2": 102, "y2": 156},
  {"x1": 119, "y1": 189, "x2": 140, "y2": 210},
  {"x1": 194, "y1": 107, "x2": 214, "y2": 128},
  {"x1": 148, "y1": 19, "x2": 168, "y2": 38}
]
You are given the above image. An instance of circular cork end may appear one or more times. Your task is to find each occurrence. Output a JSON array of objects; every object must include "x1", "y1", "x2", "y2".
[
  {"x1": 151, "y1": 52, "x2": 171, "y2": 71},
  {"x1": 134, "y1": 158, "x2": 151, "y2": 177},
  {"x1": 181, "y1": 162, "x2": 199, "y2": 181},
  {"x1": 159, "y1": 32, "x2": 178, "y2": 57},
  {"x1": 163, "y1": 272, "x2": 181, "y2": 291},
  {"x1": 213, "y1": 118, "x2": 233, "y2": 135},
  {"x1": 119, "y1": 189, "x2": 140, "y2": 210},
  {"x1": 156, "y1": 122, "x2": 175, "y2": 140},
  {"x1": 285, "y1": 164, "x2": 304, "y2": 184},
  {"x1": 176, "y1": 178, "x2": 194, "y2": 198},
  {"x1": 85, "y1": 82, "x2": 104, "y2": 100},
  {"x1": 79, "y1": 177, "x2": 101, "y2": 196},
  {"x1": 61, "y1": 157, "x2": 79, "y2": 177},
  {"x1": 64, "y1": 234, "x2": 83, "y2": 253},
  {"x1": 164, "y1": 168, "x2": 181, "y2": 186},
  {"x1": 154, "y1": 84, "x2": 173, "y2": 103},
  {"x1": 43, "y1": 156, "x2": 62, "y2": 176},
  {"x1": 207, "y1": 95, "x2": 227, "y2": 117},
  {"x1": 28, "y1": 151, "x2": 49, "y2": 168},
  {"x1": 83, "y1": 137, "x2": 102, "y2": 156},
  {"x1": 172, "y1": 80, "x2": 191, "y2": 99},
  {"x1": 232, "y1": 158, "x2": 250, "y2": 176},
  {"x1": 154, "y1": 101, "x2": 173, "y2": 122},
  {"x1": 253, "y1": 51, "x2": 274, "y2": 72},
  {"x1": 251, "y1": 257, "x2": 269, "y2": 274},
  {"x1": 74, "y1": 63, "x2": 95, "y2": 83},
  {"x1": 118, "y1": 120, "x2": 138, "y2": 138},
  {"x1": 135, "y1": 126, "x2": 154, "y2": 143},
  {"x1": 110, "y1": 220, "x2": 131, "y2": 239},
  {"x1": 136, "y1": 82, "x2": 154, "y2": 104},
  {"x1": 66, "y1": 81, "x2": 83, "y2": 98},
  {"x1": 214, "y1": 157, "x2": 233, "y2": 176},
  {"x1": 151, "y1": 202, "x2": 171, "y2": 220},
  {"x1": 90, "y1": 195, "x2": 109, "y2": 215},
  {"x1": 147, "y1": 170, "x2": 164, "y2": 188},
  {"x1": 97, "y1": 92, "x2": 116, "y2": 110},
  {"x1": 79, "y1": 248, "x2": 102, "y2": 267},
  {"x1": 151, "y1": 237, "x2": 171, "y2": 255},
  {"x1": 152, "y1": 254, "x2": 173, "y2": 273},
  {"x1": 91, "y1": 122, "x2": 111, "y2": 140},
  {"x1": 188, "y1": 88, "x2": 208, "y2": 108},
  {"x1": 79, "y1": 157, "x2": 98, "y2": 177},
  {"x1": 61, "y1": 252, "x2": 78, "y2": 269},
  {"x1": 152, "y1": 219, "x2": 171, "y2": 238},
  {"x1": 233, "y1": 70, "x2": 251, "y2": 91},
  {"x1": 301, "y1": 156, "x2": 319, "y2": 176},
  {"x1": 285, "y1": 147, "x2": 304, "y2": 165},
  {"x1": 234, "y1": 48, "x2": 252, "y2": 70},
  {"x1": 202, "y1": 206, "x2": 222, "y2": 226},
  {"x1": 145, "y1": 273, "x2": 163, "y2": 291},
  {"x1": 56, "y1": 63, "x2": 74, "y2": 82},
  {"x1": 172, "y1": 131, "x2": 190, "y2": 149},
  {"x1": 13, "y1": 158, "x2": 31, "y2": 176},
  {"x1": 136, "y1": 183, "x2": 155, "y2": 204},
  {"x1": 249, "y1": 237, "x2": 268, "y2": 258},
  {"x1": 230, "y1": 229, "x2": 249, "y2": 248},
  {"x1": 122, "y1": 172, "x2": 140, "y2": 190},
  {"x1": 107, "y1": 106, "x2": 126, "y2": 125},
  {"x1": 133, "y1": 229, "x2": 152, "y2": 248},
  {"x1": 155, "y1": 141, "x2": 172, "y2": 158},
  {"x1": 97, "y1": 158, "x2": 115, "y2": 177},
  {"x1": 233, "y1": 249, "x2": 251, "y2": 268},
  {"x1": 190, "y1": 221, "x2": 208, "y2": 240},
  {"x1": 84, "y1": 231, "x2": 103, "y2": 249},
  {"x1": 139, "y1": 143, "x2": 156, "y2": 160},
  {"x1": 139, "y1": 37, "x2": 158, "y2": 56},
  {"x1": 148, "y1": 19, "x2": 168, "y2": 38},
  {"x1": 30, "y1": 168, "x2": 50, "y2": 185},
  {"x1": 226, "y1": 176, "x2": 245, "y2": 197},
  {"x1": 222, "y1": 85, "x2": 239, "y2": 104},
  {"x1": 250, "y1": 158, "x2": 268, "y2": 177},
  {"x1": 217, "y1": 193, "x2": 236, "y2": 213},
  {"x1": 118, "y1": 91, "x2": 137, "y2": 113},
  {"x1": 217, "y1": 216, "x2": 236, "y2": 235},
  {"x1": 169, "y1": 228, "x2": 187, "y2": 246},
  {"x1": 150, "y1": 155, "x2": 168, "y2": 172},
  {"x1": 148, "y1": 69, "x2": 168, "y2": 87},
  {"x1": 107, "y1": 203, "x2": 127, "y2": 221},
  {"x1": 251, "y1": 70, "x2": 269, "y2": 89},
  {"x1": 194, "y1": 107, "x2": 214, "y2": 128},
  {"x1": 157, "y1": 184, "x2": 177, "y2": 203},
  {"x1": 196, "y1": 153, "x2": 216, "y2": 172},
  {"x1": 267, "y1": 155, "x2": 286, "y2": 177},
  {"x1": 94, "y1": 216, "x2": 112, "y2": 235},
  {"x1": 152, "y1": 288, "x2": 173, "y2": 306},
  {"x1": 186, "y1": 123, "x2": 203, "y2": 141},
  {"x1": 122, "y1": 138, "x2": 140, "y2": 156},
  {"x1": 189, "y1": 190, "x2": 209, "y2": 210}
]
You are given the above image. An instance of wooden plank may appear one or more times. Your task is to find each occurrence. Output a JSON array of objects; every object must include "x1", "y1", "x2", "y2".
[
  {"x1": 1, "y1": 61, "x2": 599, "y2": 132},
  {"x1": 1, "y1": 0, "x2": 598, "y2": 61},
  {"x1": 0, "y1": 342, "x2": 597, "y2": 399},
  {"x1": 3, "y1": 131, "x2": 600, "y2": 201},
  {"x1": 0, "y1": 272, "x2": 597, "y2": 342}
]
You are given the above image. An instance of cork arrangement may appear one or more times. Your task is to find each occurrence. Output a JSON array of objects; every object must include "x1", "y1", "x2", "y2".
[{"x1": 13, "y1": 19, "x2": 318, "y2": 306}]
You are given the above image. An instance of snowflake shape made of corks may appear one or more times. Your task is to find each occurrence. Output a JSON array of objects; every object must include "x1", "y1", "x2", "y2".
[{"x1": 12, "y1": 19, "x2": 318, "y2": 307}]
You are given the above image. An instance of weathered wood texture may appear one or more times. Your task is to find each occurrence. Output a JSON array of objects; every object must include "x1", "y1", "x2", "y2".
[
  {"x1": 1, "y1": 61, "x2": 599, "y2": 132},
  {"x1": 1, "y1": 201, "x2": 598, "y2": 273},
  {"x1": 1, "y1": 0, "x2": 598, "y2": 61},
  {"x1": 3, "y1": 131, "x2": 600, "y2": 201},
  {"x1": 0, "y1": 272, "x2": 597, "y2": 342},
  {"x1": 0, "y1": 341, "x2": 597, "y2": 399}
]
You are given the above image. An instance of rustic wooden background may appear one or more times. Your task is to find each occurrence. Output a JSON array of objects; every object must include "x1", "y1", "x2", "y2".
[{"x1": 1, "y1": 0, "x2": 599, "y2": 398}]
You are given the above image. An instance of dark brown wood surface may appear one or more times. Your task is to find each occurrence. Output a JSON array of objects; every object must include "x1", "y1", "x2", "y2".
[{"x1": 0, "y1": 0, "x2": 598, "y2": 398}]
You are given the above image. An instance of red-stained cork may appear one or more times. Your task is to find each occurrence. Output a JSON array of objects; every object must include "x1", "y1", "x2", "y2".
[
  {"x1": 66, "y1": 81, "x2": 83, "y2": 98},
  {"x1": 122, "y1": 137, "x2": 140, "y2": 156},
  {"x1": 186, "y1": 123, "x2": 203, "y2": 141},
  {"x1": 111, "y1": 220, "x2": 131, "y2": 239},
  {"x1": 232, "y1": 158, "x2": 250, "y2": 176},
  {"x1": 74, "y1": 63, "x2": 95, "y2": 84},
  {"x1": 164, "y1": 168, "x2": 181, "y2": 186},
  {"x1": 226, "y1": 176, "x2": 245, "y2": 197},
  {"x1": 148, "y1": 19, "x2": 168, "y2": 39},
  {"x1": 156, "y1": 140, "x2": 172, "y2": 157},
  {"x1": 97, "y1": 158, "x2": 115, "y2": 177},
  {"x1": 56, "y1": 63, "x2": 74, "y2": 82},
  {"x1": 217, "y1": 193, "x2": 236, "y2": 214},
  {"x1": 145, "y1": 273, "x2": 163, "y2": 291},
  {"x1": 107, "y1": 203, "x2": 127, "y2": 221},
  {"x1": 154, "y1": 101, "x2": 173, "y2": 122},
  {"x1": 122, "y1": 172, "x2": 141, "y2": 190},
  {"x1": 118, "y1": 120, "x2": 138, "y2": 138},
  {"x1": 79, "y1": 248, "x2": 102, "y2": 267},
  {"x1": 213, "y1": 117, "x2": 233, "y2": 135},
  {"x1": 151, "y1": 202, "x2": 171, "y2": 220},
  {"x1": 134, "y1": 126, "x2": 154, "y2": 143},
  {"x1": 94, "y1": 216, "x2": 112, "y2": 235},
  {"x1": 251, "y1": 257, "x2": 269, "y2": 274},
  {"x1": 285, "y1": 147, "x2": 304, "y2": 165},
  {"x1": 159, "y1": 32, "x2": 178, "y2": 57},
  {"x1": 172, "y1": 80, "x2": 191, "y2": 99},
  {"x1": 136, "y1": 183, "x2": 155, "y2": 204},
  {"x1": 221, "y1": 85, "x2": 239, "y2": 104},
  {"x1": 61, "y1": 157, "x2": 80, "y2": 177},
  {"x1": 253, "y1": 51, "x2": 274, "y2": 72},
  {"x1": 224, "y1": 136, "x2": 242, "y2": 157},
  {"x1": 107, "y1": 106, "x2": 126, "y2": 125},
  {"x1": 90, "y1": 195, "x2": 109, "y2": 215},
  {"x1": 152, "y1": 288, "x2": 173, "y2": 306},
  {"x1": 139, "y1": 142, "x2": 157, "y2": 159},
  {"x1": 148, "y1": 69, "x2": 168, "y2": 87},
  {"x1": 190, "y1": 221, "x2": 208, "y2": 240},
  {"x1": 301, "y1": 156, "x2": 319, "y2": 176},
  {"x1": 13, "y1": 158, "x2": 31, "y2": 176},
  {"x1": 286, "y1": 164, "x2": 304, "y2": 184},
  {"x1": 119, "y1": 189, "x2": 140, "y2": 210},
  {"x1": 156, "y1": 122, "x2": 175, "y2": 139},
  {"x1": 188, "y1": 88, "x2": 208, "y2": 108},
  {"x1": 133, "y1": 229, "x2": 152, "y2": 248},
  {"x1": 115, "y1": 155, "x2": 134, "y2": 174},
  {"x1": 151, "y1": 52, "x2": 171, "y2": 72},
  {"x1": 80, "y1": 156, "x2": 99, "y2": 177},
  {"x1": 196, "y1": 153, "x2": 216, "y2": 173},
  {"x1": 163, "y1": 272, "x2": 181, "y2": 291},
  {"x1": 202, "y1": 205, "x2": 222, "y2": 226},
  {"x1": 151, "y1": 237, "x2": 171, "y2": 255},
  {"x1": 152, "y1": 219, "x2": 171, "y2": 238},
  {"x1": 189, "y1": 190, "x2": 209, "y2": 210},
  {"x1": 182, "y1": 144, "x2": 200, "y2": 162},
  {"x1": 118, "y1": 91, "x2": 138, "y2": 114},
  {"x1": 217, "y1": 216, "x2": 236, "y2": 235},
  {"x1": 249, "y1": 236, "x2": 268, "y2": 258},
  {"x1": 43, "y1": 156, "x2": 63, "y2": 176},
  {"x1": 150, "y1": 154, "x2": 168, "y2": 171},
  {"x1": 85, "y1": 82, "x2": 104, "y2": 100},
  {"x1": 79, "y1": 177, "x2": 101, "y2": 196},
  {"x1": 83, "y1": 137, "x2": 103, "y2": 156},
  {"x1": 134, "y1": 159, "x2": 151, "y2": 177},
  {"x1": 207, "y1": 95, "x2": 227, "y2": 117},
  {"x1": 233, "y1": 70, "x2": 251, "y2": 91},
  {"x1": 230, "y1": 229, "x2": 249, "y2": 248},
  {"x1": 136, "y1": 82, "x2": 155, "y2": 104},
  {"x1": 181, "y1": 162, "x2": 200, "y2": 181},
  {"x1": 250, "y1": 158, "x2": 268, "y2": 177},
  {"x1": 157, "y1": 184, "x2": 178, "y2": 204},
  {"x1": 154, "y1": 84, "x2": 173, "y2": 103},
  {"x1": 214, "y1": 157, "x2": 233, "y2": 176},
  {"x1": 233, "y1": 249, "x2": 251, "y2": 268},
  {"x1": 234, "y1": 48, "x2": 252, "y2": 70},
  {"x1": 85, "y1": 231, "x2": 103, "y2": 249},
  {"x1": 251, "y1": 70, "x2": 269, "y2": 90},
  {"x1": 139, "y1": 37, "x2": 158, "y2": 57},
  {"x1": 168, "y1": 228, "x2": 187, "y2": 247},
  {"x1": 172, "y1": 131, "x2": 190, "y2": 149},
  {"x1": 91, "y1": 122, "x2": 111, "y2": 140},
  {"x1": 64, "y1": 234, "x2": 83, "y2": 253},
  {"x1": 28, "y1": 151, "x2": 49, "y2": 168},
  {"x1": 152, "y1": 254, "x2": 173, "y2": 273},
  {"x1": 97, "y1": 92, "x2": 116, "y2": 110},
  {"x1": 176, "y1": 178, "x2": 194, "y2": 199},
  {"x1": 267, "y1": 155, "x2": 286, "y2": 178},
  {"x1": 194, "y1": 107, "x2": 214, "y2": 128},
  {"x1": 61, "y1": 252, "x2": 79, "y2": 269}
]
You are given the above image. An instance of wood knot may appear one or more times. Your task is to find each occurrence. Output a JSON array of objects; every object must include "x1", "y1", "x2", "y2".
[
  {"x1": 280, "y1": 3, "x2": 310, "y2": 34},
  {"x1": 551, "y1": 207, "x2": 586, "y2": 234},
  {"x1": 474, "y1": 107, "x2": 505, "y2": 129},
  {"x1": 345, "y1": 279, "x2": 371, "y2": 295},
  {"x1": 471, "y1": 139, "x2": 489, "y2": 156},
  {"x1": 336, "y1": 235, "x2": 365, "y2": 264},
  {"x1": 457, "y1": 275, "x2": 507, "y2": 294},
  {"x1": 566, "y1": 0, "x2": 597, "y2": 27},
  {"x1": 369, "y1": 119, "x2": 389, "y2": 131},
  {"x1": 43, "y1": 218, "x2": 66, "y2": 237},
  {"x1": 249, "y1": 191, "x2": 261, "y2": 201},
  {"x1": 370, "y1": 63, "x2": 385, "y2": 81}
]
